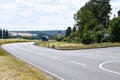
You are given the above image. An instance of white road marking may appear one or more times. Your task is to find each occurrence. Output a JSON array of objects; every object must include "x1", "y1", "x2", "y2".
[
  {"x1": 71, "y1": 61, "x2": 87, "y2": 66},
  {"x1": 50, "y1": 56, "x2": 58, "y2": 59},
  {"x1": 2, "y1": 46, "x2": 65, "y2": 80},
  {"x1": 99, "y1": 61, "x2": 120, "y2": 75}
]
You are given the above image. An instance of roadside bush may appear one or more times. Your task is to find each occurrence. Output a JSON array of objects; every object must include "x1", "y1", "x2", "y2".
[
  {"x1": 65, "y1": 37, "x2": 72, "y2": 43},
  {"x1": 81, "y1": 31, "x2": 93, "y2": 44},
  {"x1": 74, "y1": 37, "x2": 80, "y2": 43},
  {"x1": 94, "y1": 31, "x2": 103, "y2": 43},
  {"x1": 63, "y1": 38, "x2": 67, "y2": 42},
  {"x1": 109, "y1": 16, "x2": 120, "y2": 42},
  {"x1": 101, "y1": 37, "x2": 109, "y2": 42}
]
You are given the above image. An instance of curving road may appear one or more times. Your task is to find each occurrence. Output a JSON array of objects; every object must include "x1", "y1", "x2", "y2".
[{"x1": 2, "y1": 42, "x2": 120, "y2": 80}]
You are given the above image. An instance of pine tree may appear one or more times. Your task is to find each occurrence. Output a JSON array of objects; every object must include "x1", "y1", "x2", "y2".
[
  {"x1": 3, "y1": 29, "x2": 6, "y2": 39},
  {"x1": 0, "y1": 29, "x2": 2, "y2": 39},
  {"x1": 5, "y1": 29, "x2": 9, "y2": 38},
  {"x1": 65, "y1": 27, "x2": 72, "y2": 38}
]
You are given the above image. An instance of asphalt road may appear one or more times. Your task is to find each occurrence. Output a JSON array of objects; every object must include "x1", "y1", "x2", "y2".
[{"x1": 2, "y1": 42, "x2": 120, "y2": 80}]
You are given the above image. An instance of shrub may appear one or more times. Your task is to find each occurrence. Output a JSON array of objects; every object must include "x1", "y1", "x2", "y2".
[
  {"x1": 81, "y1": 31, "x2": 93, "y2": 44},
  {"x1": 109, "y1": 16, "x2": 120, "y2": 42},
  {"x1": 74, "y1": 37, "x2": 80, "y2": 43},
  {"x1": 94, "y1": 31, "x2": 103, "y2": 43}
]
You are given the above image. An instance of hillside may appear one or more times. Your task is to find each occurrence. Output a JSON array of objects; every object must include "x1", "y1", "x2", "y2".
[
  {"x1": 27, "y1": 30, "x2": 65, "y2": 36},
  {"x1": 10, "y1": 30, "x2": 66, "y2": 39},
  {"x1": 10, "y1": 30, "x2": 65, "y2": 36}
]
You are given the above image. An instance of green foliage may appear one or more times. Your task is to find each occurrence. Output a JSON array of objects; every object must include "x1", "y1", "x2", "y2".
[
  {"x1": 109, "y1": 17, "x2": 120, "y2": 42},
  {"x1": 94, "y1": 31, "x2": 103, "y2": 43},
  {"x1": 86, "y1": 0, "x2": 111, "y2": 28},
  {"x1": 0, "y1": 29, "x2": 2, "y2": 39},
  {"x1": 74, "y1": 6, "x2": 97, "y2": 32},
  {"x1": 69, "y1": 0, "x2": 112, "y2": 44},
  {"x1": 3, "y1": 29, "x2": 6, "y2": 39},
  {"x1": 72, "y1": 26, "x2": 76, "y2": 32},
  {"x1": 0, "y1": 29, "x2": 9, "y2": 39},
  {"x1": 5, "y1": 29, "x2": 9, "y2": 39},
  {"x1": 65, "y1": 27, "x2": 72, "y2": 38},
  {"x1": 74, "y1": 37, "x2": 80, "y2": 43},
  {"x1": 101, "y1": 37, "x2": 109, "y2": 42},
  {"x1": 81, "y1": 31, "x2": 94, "y2": 44},
  {"x1": 65, "y1": 37, "x2": 72, "y2": 43}
]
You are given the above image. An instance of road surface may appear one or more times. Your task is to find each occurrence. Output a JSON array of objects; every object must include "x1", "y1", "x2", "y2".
[{"x1": 2, "y1": 42, "x2": 120, "y2": 80}]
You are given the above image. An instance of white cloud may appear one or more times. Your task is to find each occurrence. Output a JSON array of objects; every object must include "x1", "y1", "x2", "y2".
[
  {"x1": 59, "y1": 0, "x2": 69, "y2": 4},
  {"x1": 71, "y1": 0, "x2": 89, "y2": 8},
  {"x1": 0, "y1": 0, "x2": 119, "y2": 30},
  {"x1": 0, "y1": 3, "x2": 17, "y2": 24},
  {"x1": 111, "y1": 0, "x2": 120, "y2": 18},
  {"x1": 20, "y1": 9, "x2": 33, "y2": 17}
]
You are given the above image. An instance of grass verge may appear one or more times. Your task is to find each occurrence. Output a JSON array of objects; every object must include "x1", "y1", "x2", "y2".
[
  {"x1": 36, "y1": 40, "x2": 120, "y2": 50},
  {"x1": 0, "y1": 39, "x2": 52, "y2": 80}
]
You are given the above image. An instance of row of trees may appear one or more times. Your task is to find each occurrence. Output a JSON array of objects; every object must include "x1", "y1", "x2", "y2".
[
  {"x1": 64, "y1": 0, "x2": 120, "y2": 44},
  {"x1": 0, "y1": 29, "x2": 9, "y2": 39}
]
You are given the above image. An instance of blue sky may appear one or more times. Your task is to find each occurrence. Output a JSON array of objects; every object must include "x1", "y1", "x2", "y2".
[{"x1": 0, "y1": 0, "x2": 119, "y2": 31}]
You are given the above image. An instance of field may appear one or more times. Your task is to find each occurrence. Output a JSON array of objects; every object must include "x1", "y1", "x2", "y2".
[{"x1": 0, "y1": 39, "x2": 52, "y2": 80}]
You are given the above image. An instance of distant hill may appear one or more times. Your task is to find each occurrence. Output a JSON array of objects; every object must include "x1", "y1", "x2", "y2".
[
  {"x1": 10, "y1": 30, "x2": 65, "y2": 36},
  {"x1": 10, "y1": 30, "x2": 66, "y2": 39},
  {"x1": 27, "y1": 30, "x2": 65, "y2": 36}
]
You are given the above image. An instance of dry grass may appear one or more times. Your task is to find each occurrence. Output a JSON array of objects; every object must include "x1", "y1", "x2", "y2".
[
  {"x1": 36, "y1": 40, "x2": 120, "y2": 50},
  {"x1": 36, "y1": 40, "x2": 83, "y2": 48},
  {"x1": 0, "y1": 39, "x2": 33, "y2": 44},
  {"x1": 0, "y1": 39, "x2": 52, "y2": 80}
]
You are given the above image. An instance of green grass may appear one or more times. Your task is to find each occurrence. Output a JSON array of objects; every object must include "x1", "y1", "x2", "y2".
[
  {"x1": 0, "y1": 39, "x2": 52, "y2": 80},
  {"x1": 36, "y1": 40, "x2": 120, "y2": 50}
]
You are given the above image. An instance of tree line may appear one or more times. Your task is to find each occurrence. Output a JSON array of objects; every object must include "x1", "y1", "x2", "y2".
[
  {"x1": 0, "y1": 29, "x2": 9, "y2": 39},
  {"x1": 64, "y1": 0, "x2": 120, "y2": 44}
]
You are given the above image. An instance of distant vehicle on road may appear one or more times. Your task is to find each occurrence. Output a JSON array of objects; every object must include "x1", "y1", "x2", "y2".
[{"x1": 41, "y1": 36, "x2": 49, "y2": 41}]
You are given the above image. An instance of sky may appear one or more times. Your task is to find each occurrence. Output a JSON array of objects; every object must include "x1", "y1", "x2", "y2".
[{"x1": 0, "y1": 0, "x2": 119, "y2": 31}]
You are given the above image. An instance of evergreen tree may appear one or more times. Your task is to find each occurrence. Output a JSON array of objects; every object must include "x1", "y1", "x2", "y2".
[
  {"x1": 0, "y1": 29, "x2": 2, "y2": 39},
  {"x1": 3, "y1": 29, "x2": 6, "y2": 39},
  {"x1": 65, "y1": 27, "x2": 72, "y2": 38},
  {"x1": 73, "y1": 26, "x2": 76, "y2": 32},
  {"x1": 5, "y1": 29, "x2": 9, "y2": 38}
]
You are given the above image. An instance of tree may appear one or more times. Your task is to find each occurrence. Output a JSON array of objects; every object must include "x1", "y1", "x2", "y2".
[
  {"x1": 0, "y1": 29, "x2": 2, "y2": 39},
  {"x1": 5, "y1": 29, "x2": 9, "y2": 38},
  {"x1": 74, "y1": 5, "x2": 98, "y2": 43},
  {"x1": 109, "y1": 16, "x2": 120, "y2": 42},
  {"x1": 72, "y1": 26, "x2": 76, "y2": 32},
  {"x1": 3, "y1": 29, "x2": 6, "y2": 39},
  {"x1": 57, "y1": 31, "x2": 61, "y2": 41},
  {"x1": 65, "y1": 27, "x2": 72, "y2": 38},
  {"x1": 86, "y1": 0, "x2": 111, "y2": 28},
  {"x1": 81, "y1": 31, "x2": 94, "y2": 44},
  {"x1": 73, "y1": 0, "x2": 111, "y2": 44},
  {"x1": 53, "y1": 34, "x2": 57, "y2": 40}
]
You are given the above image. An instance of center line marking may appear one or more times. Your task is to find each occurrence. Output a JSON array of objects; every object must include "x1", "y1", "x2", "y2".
[
  {"x1": 71, "y1": 61, "x2": 87, "y2": 66},
  {"x1": 50, "y1": 56, "x2": 58, "y2": 59}
]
